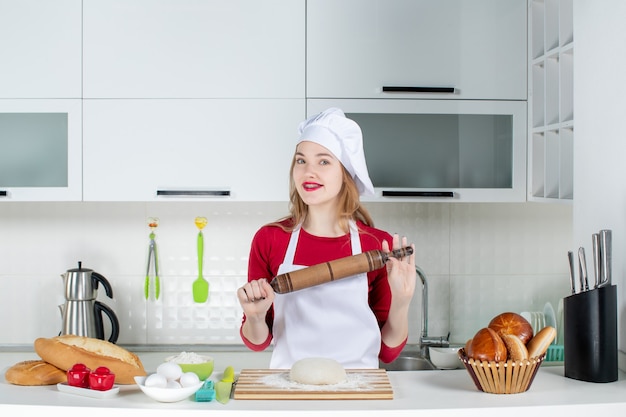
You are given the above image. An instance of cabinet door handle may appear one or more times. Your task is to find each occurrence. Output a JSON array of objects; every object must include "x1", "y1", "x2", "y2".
[
  {"x1": 0, "y1": 190, "x2": 7, "y2": 197},
  {"x1": 156, "y1": 189, "x2": 231, "y2": 197},
  {"x1": 382, "y1": 190, "x2": 454, "y2": 198},
  {"x1": 382, "y1": 86, "x2": 455, "y2": 93}
]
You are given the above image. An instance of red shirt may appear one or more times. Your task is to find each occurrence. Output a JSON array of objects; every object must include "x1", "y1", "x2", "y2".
[{"x1": 241, "y1": 218, "x2": 406, "y2": 363}]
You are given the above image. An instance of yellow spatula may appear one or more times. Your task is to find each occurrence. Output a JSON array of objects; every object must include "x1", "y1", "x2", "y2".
[{"x1": 193, "y1": 217, "x2": 209, "y2": 303}]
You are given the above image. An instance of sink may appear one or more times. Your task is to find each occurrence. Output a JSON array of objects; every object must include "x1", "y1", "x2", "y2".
[{"x1": 381, "y1": 355, "x2": 436, "y2": 371}]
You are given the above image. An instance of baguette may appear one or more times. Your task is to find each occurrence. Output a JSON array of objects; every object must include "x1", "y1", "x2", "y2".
[
  {"x1": 34, "y1": 335, "x2": 146, "y2": 384},
  {"x1": 5, "y1": 360, "x2": 66, "y2": 386}
]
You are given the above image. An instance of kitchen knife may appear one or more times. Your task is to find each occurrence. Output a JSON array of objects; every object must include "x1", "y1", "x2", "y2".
[
  {"x1": 598, "y1": 229, "x2": 612, "y2": 287},
  {"x1": 578, "y1": 247, "x2": 589, "y2": 292},
  {"x1": 592, "y1": 233, "x2": 601, "y2": 288},
  {"x1": 567, "y1": 250, "x2": 576, "y2": 294}
]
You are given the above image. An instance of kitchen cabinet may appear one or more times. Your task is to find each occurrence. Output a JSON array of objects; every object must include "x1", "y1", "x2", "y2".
[
  {"x1": 0, "y1": 0, "x2": 82, "y2": 98},
  {"x1": 0, "y1": 99, "x2": 82, "y2": 201},
  {"x1": 307, "y1": 99, "x2": 527, "y2": 203},
  {"x1": 83, "y1": 99, "x2": 303, "y2": 201},
  {"x1": 528, "y1": 0, "x2": 574, "y2": 202},
  {"x1": 306, "y1": 0, "x2": 527, "y2": 100},
  {"x1": 82, "y1": 0, "x2": 304, "y2": 99}
]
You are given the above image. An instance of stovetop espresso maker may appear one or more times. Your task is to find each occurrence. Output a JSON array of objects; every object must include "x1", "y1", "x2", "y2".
[{"x1": 59, "y1": 262, "x2": 120, "y2": 343}]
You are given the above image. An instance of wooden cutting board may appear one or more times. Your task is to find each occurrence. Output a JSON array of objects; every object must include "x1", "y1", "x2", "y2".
[{"x1": 233, "y1": 368, "x2": 393, "y2": 400}]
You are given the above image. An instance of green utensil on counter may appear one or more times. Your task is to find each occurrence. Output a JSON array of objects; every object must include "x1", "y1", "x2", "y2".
[
  {"x1": 193, "y1": 217, "x2": 209, "y2": 303},
  {"x1": 145, "y1": 218, "x2": 160, "y2": 300}
]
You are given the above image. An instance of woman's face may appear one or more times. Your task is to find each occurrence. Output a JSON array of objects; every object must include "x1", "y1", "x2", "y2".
[{"x1": 292, "y1": 141, "x2": 344, "y2": 208}]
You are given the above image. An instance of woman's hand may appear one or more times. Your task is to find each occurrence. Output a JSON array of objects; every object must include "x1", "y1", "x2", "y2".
[
  {"x1": 237, "y1": 278, "x2": 275, "y2": 318},
  {"x1": 382, "y1": 234, "x2": 417, "y2": 307},
  {"x1": 237, "y1": 278, "x2": 275, "y2": 345},
  {"x1": 380, "y1": 234, "x2": 416, "y2": 349}
]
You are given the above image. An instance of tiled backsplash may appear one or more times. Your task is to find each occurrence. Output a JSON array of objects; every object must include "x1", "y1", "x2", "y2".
[{"x1": 0, "y1": 201, "x2": 572, "y2": 347}]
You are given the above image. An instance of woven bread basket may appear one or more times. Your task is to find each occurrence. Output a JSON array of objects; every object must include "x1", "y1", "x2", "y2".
[{"x1": 458, "y1": 348, "x2": 545, "y2": 394}]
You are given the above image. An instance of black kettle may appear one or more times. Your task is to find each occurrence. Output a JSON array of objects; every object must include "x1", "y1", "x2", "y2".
[{"x1": 59, "y1": 262, "x2": 120, "y2": 343}]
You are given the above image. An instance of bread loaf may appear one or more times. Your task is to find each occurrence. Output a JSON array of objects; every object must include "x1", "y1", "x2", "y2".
[
  {"x1": 34, "y1": 335, "x2": 146, "y2": 384},
  {"x1": 5, "y1": 360, "x2": 66, "y2": 386},
  {"x1": 488, "y1": 312, "x2": 534, "y2": 344},
  {"x1": 467, "y1": 327, "x2": 507, "y2": 362},
  {"x1": 500, "y1": 334, "x2": 529, "y2": 361},
  {"x1": 526, "y1": 326, "x2": 556, "y2": 358}
]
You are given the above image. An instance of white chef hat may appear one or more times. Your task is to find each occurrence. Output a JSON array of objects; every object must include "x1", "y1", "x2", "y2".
[{"x1": 297, "y1": 108, "x2": 375, "y2": 196}]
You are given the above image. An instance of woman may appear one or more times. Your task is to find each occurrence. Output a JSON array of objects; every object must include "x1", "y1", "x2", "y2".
[{"x1": 236, "y1": 108, "x2": 416, "y2": 369}]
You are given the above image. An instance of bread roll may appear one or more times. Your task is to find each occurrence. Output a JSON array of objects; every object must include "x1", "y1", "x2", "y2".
[
  {"x1": 5, "y1": 360, "x2": 66, "y2": 386},
  {"x1": 464, "y1": 338, "x2": 472, "y2": 354},
  {"x1": 488, "y1": 312, "x2": 534, "y2": 344},
  {"x1": 500, "y1": 334, "x2": 529, "y2": 361},
  {"x1": 467, "y1": 327, "x2": 507, "y2": 362},
  {"x1": 526, "y1": 326, "x2": 556, "y2": 358},
  {"x1": 34, "y1": 335, "x2": 146, "y2": 384}
]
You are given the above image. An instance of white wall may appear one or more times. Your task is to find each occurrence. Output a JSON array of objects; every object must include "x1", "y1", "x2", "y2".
[
  {"x1": 0, "y1": 201, "x2": 571, "y2": 348},
  {"x1": 574, "y1": 1, "x2": 626, "y2": 366}
]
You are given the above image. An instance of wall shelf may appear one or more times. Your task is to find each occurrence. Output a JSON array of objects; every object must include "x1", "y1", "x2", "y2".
[{"x1": 528, "y1": 0, "x2": 574, "y2": 202}]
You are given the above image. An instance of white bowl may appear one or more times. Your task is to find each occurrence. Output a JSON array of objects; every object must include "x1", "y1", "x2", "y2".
[
  {"x1": 134, "y1": 376, "x2": 204, "y2": 403},
  {"x1": 429, "y1": 347, "x2": 463, "y2": 369}
]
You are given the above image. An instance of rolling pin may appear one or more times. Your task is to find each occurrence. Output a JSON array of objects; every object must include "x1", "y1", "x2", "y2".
[{"x1": 269, "y1": 246, "x2": 414, "y2": 294}]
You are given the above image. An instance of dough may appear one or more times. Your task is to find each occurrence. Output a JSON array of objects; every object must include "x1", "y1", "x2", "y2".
[{"x1": 289, "y1": 357, "x2": 347, "y2": 385}]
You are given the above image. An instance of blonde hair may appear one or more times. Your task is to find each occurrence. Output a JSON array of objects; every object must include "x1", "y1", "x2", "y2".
[{"x1": 272, "y1": 157, "x2": 374, "y2": 233}]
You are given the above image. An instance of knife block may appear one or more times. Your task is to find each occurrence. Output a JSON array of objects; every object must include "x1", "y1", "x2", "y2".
[{"x1": 563, "y1": 285, "x2": 618, "y2": 383}]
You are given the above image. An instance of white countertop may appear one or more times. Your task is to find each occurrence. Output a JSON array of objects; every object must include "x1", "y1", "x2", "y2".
[{"x1": 2, "y1": 351, "x2": 626, "y2": 416}]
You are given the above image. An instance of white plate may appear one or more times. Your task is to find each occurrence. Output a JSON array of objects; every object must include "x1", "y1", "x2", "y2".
[
  {"x1": 57, "y1": 382, "x2": 120, "y2": 399},
  {"x1": 544, "y1": 302, "x2": 557, "y2": 343}
]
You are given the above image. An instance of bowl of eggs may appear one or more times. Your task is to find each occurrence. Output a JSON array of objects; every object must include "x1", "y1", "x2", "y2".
[
  {"x1": 166, "y1": 352, "x2": 214, "y2": 381},
  {"x1": 135, "y1": 362, "x2": 204, "y2": 403}
]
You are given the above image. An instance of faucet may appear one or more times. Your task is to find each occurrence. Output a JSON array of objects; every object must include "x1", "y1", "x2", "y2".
[{"x1": 416, "y1": 266, "x2": 450, "y2": 359}]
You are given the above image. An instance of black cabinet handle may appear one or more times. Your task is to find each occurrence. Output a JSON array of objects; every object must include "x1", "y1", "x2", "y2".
[
  {"x1": 0, "y1": 190, "x2": 7, "y2": 197},
  {"x1": 382, "y1": 190, "x2": 454, "y2": 198},
  {"x1": 382, "y1": 86, "x2": 455, "y2": 94},
  {"x1": 156, "y1": 189, "x2": 231, "y2": 197}
]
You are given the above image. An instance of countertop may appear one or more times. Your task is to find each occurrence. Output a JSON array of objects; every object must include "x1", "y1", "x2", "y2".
[{"x1": 2, "y1": 350, "x2": 626, "y2": 416}]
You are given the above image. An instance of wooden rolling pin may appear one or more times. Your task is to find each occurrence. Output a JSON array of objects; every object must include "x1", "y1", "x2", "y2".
[{"x1": 269, "y1": 246, "x2": 413, "y2": 294}]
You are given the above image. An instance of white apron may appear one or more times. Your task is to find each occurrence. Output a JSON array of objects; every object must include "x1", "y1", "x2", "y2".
[{"x1": 269, "y1": 221, "x2": 381, "y2": 369}]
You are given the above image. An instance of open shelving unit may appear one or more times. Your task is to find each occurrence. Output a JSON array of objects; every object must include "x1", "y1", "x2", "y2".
[{"x1": 528, "y1": 0, "x2": 574, "y2": 202}]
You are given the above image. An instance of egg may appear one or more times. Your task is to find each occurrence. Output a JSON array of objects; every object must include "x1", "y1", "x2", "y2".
[
  {"x1": 179, "y1": 371, "x2": 200, "y2": 387},
  {"x1": 156, "y1": 362, "x2": 183, "y2": 381},
  {"x1": 144, "y1": 373, "x2": 167, "y2": 388},
  {"x1": 166, "y1": 379, "x2": 182, "y2": 389}
]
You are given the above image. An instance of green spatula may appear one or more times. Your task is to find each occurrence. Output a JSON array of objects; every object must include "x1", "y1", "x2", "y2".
[{"x1": 193, "y1": 217, "x2": 209, "y2": 303}]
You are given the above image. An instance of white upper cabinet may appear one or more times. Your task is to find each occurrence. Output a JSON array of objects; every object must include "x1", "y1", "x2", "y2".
[
  {"x1": 83, "y1": 0, "x2": 305, "y2": 99},
  {"x1": 307, "y1": 0, "x2": 527, "y2": 100},
  {"x1": 83, "y1": 99, "x2": 303, "y2": 202},
  {"x1": 0, "y1": 99, "x2": 82, "y2": 201},
  {"x1": 0, "y1": 0, "x2": 82, "y2": 98}
]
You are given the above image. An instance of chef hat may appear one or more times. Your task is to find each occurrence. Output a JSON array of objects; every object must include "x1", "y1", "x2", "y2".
[{"x1": 297, "y1": 108, "x2": 375, "y2": 196}]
